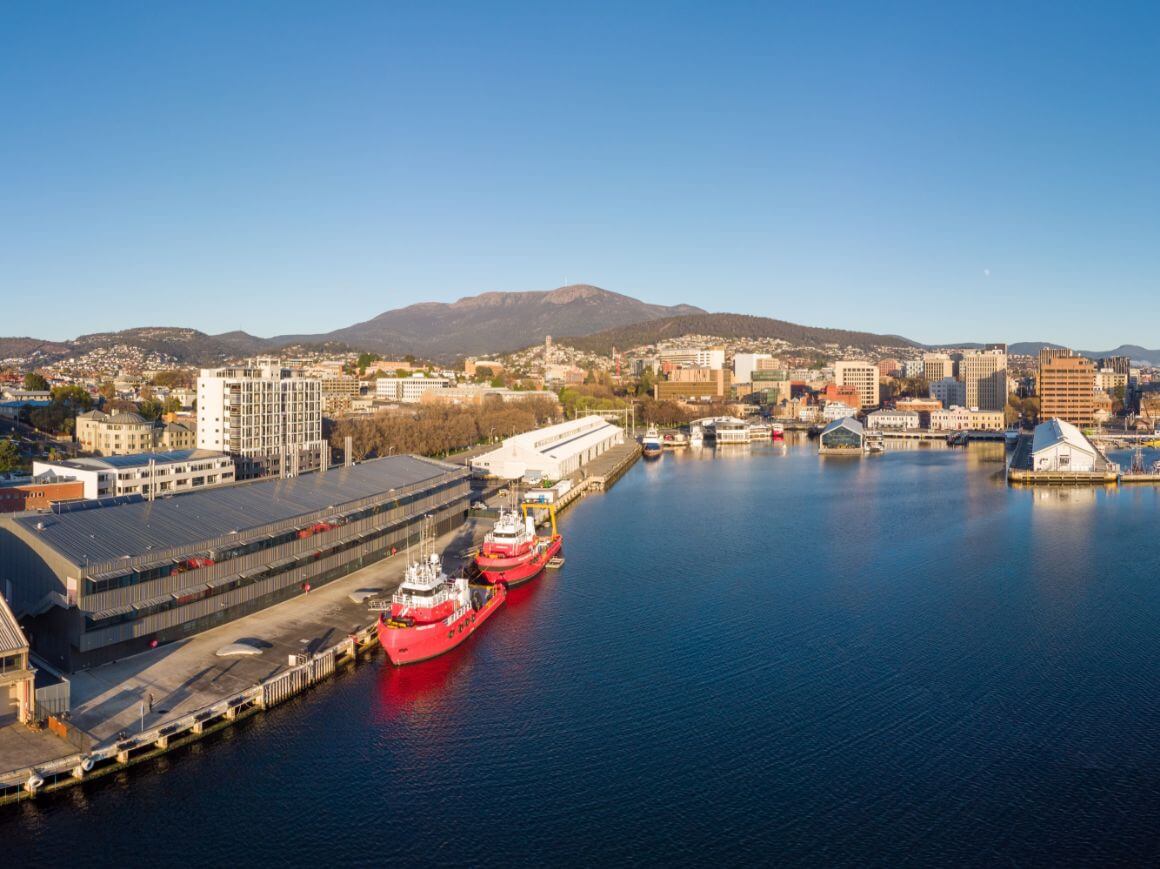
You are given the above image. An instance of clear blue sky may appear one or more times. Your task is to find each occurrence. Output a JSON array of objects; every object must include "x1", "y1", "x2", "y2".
[{"x1": 4, "y1": 2, "x2": 1159, "y2": 348}]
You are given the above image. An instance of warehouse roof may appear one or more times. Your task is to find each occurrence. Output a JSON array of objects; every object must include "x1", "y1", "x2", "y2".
[
  {"x1": 0, "y1": 592, "x2": 28, "y2": 653},
  {"x1": 11, "y1": 455, "x2": 460, "y2": 567},
  {"x1": 46, "y1": 450, "x2": 229, "y2": 471},
  {"x1": 1031, "y1": 418, "x2": 1094, "y2": 456}
]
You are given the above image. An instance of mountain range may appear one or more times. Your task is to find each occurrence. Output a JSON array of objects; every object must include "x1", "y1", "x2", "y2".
[{"x1": 3, "y1": 284, "x2": 1159, "y2": 366}]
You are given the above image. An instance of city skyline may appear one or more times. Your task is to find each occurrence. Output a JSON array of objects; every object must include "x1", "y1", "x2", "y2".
[{"x1": 5, "y1": 4, "x2": 1160, "y2": 346}]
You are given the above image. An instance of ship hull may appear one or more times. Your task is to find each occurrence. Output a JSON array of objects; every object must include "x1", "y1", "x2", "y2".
[
  {"x1": 480, "y1": 535, "x2": 562, "y2": 587},
  {"x1": 475, "y1": 547, "x2": 536, "y2": 571},
  {"x1": 377, "y1": 585, "x2": 507, "y2": 666},
  {"x1": 642, "y1": 445, "x2": 663, "y2": 458}
]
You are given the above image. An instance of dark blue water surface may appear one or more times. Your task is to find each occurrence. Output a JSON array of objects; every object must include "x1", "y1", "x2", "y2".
[{"x1": 6, "y1": 441, "x2": 1160, "y2": 866}]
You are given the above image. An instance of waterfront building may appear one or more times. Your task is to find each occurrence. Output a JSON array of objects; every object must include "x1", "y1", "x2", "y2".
[
  {"x1": 374, "y1": 375, "x2": 451, "y2": 403},
  {"x1": 922, "y1": 353, "x2": 954, "y2": 382},
  {"x1": 197, "y1": 359, "x2": 324, "y2": 479},
  {"x1": 470, "y1": 416, "x2": 624, "y2": 480},
  {"x1": 834, "y1": 361, "x2": 879, "y2": 409},
  {"x1": 0, "y1": 472, "x2": 85, "y2": 514},
  {"x1": 76, "y1": 411, "x2": 192, "y2": 456},
  {"x1": 1039, "y1": 355, "x2": 1096, "y2": 427},
  {"x1": 0, "y1": 455, "x2": 468, "y2": 671},
  {"x1": 866, "y1": 410, "x2": 920, "y2": 431},
  {"x1": 959, "y1": 348, "x2": 1008, "y2": 411},
  {"x1": 1029, "y1": 418, "x2": 1101, "y2": 472},
  {"x1": 822, "y1": 401, "x2": 857, "y2": 422},
  {"x1": 819, "y1": 417, "x2": 865, "y2": 453},
  {"x1": 930, "y1": 407, "x2": 1006, "y2": 431},
  {"x1": 930, "y1": 376, "x2": 966, "y2": 408},
  {"x1": 0, "y1": 594, "x2": 34, "y2": 725},
  {"x1": 33, "y1": 450, "x2": 236, "y2": 500}
]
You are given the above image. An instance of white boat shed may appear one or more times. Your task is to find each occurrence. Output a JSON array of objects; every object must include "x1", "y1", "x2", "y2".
[
  {"x1": 470, "y1": 416, "x2": 625, "y2": 481},
  {"x1": 1030, "y1": 418, "x2": 1100, "y2": 472}
]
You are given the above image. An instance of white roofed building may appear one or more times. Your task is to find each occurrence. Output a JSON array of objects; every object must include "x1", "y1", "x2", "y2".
[
  {"x1": 470, "y1": 416, "x2": 625, "y2": 480},
  {"x1": 1030, "y1": 419, "x2": 1102, "y2": 473}
]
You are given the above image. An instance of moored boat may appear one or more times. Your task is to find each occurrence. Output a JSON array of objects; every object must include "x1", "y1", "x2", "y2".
[
  {"x1": 478, "y1": 502, "x2": 563, "y2": 587},
  {"x1": 771, "y1": 423, "x2": 785, "y2": 441},
  {"x1": 689, "y1": 424, "x2": 704, "y2": 447},
  {"x1": 641, "y1": 424, "x2": 663, "y2": 458},
  {"x1": 374, "y1": 545, "x2": 507, "y2": 665},
  {"x1": 474, "y1": 508, "x2": 537, "y2": 572}
]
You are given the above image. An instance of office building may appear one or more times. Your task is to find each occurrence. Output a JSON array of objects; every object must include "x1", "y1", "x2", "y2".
[
  {"x1": 33, "y1": 451, "x2": 236, "y2": 500},
  {"x1": 75, "y1": 412, "x2": 196, "y2": 457},
  {"x1": 197, "y1": 359, "x2": 324, "y2": 479},
  {"x1": 0, "y1": 472, "x2": 85, "y2": 514},
  {"x1": 929, "y1": 376, "x2": 966, "y2": 408},
  {"x1": 834, "y1": 361, "x2": 879, "y2": 409},
  {"x1": 374, "y1": 376, "x2": 451, "y2": 403},
  {"x1": 0, "y1": 456, "x2": 468, "y2": 670},
  {"x1": 922, "y1": 353, "x2": 954, "y2": 382},
  {"x1": 960, "y1": 348, "x2": 1008, "y2": 411},
  {"x1": 866, "y1": 410, "x2": 920, "y2": 431},
  {"x1": 1039, "y1": 355, "x2": 1097, "y2": 427}
]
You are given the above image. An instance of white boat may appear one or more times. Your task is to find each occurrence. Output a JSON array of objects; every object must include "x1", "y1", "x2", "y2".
[
  {"x1": 689, "y1": 424, "x2": 704, "y2": 447},
  {"x1": 641, "y1": 425, "x2": 663, "y2": 458}
]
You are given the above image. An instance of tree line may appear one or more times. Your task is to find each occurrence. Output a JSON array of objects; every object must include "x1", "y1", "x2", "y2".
[{"x1": 329, "y1": 396, "x2": 560, "y2": 460}]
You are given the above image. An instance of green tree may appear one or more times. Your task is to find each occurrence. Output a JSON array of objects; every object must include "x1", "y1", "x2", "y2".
[
  {"x1": 0, "y1": 439, "x2": 19, "y2": 472},
  {"x1": 23, "y1": 372, "x2": 49, "y2": 391},
  {"x1": 51, "y1": 384, "x2": 94, "y2": 410},
  {"x1": 162, "y1": 395, "x2": 183, "y2": 415},
  {"x1": 138, "y1": 399, "x2": 164, "y2": 421},
  {"x1": 356, "y1": 352, "x2": 381, "y2": 374}
]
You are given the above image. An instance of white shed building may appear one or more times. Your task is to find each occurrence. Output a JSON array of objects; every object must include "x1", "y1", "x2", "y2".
[
  {"x1": 1030, "y1": 419, "x2": 1099, "y2": 472},
  {"x1": 470, "y1": 417, "x2": 625, "y2": 480}
]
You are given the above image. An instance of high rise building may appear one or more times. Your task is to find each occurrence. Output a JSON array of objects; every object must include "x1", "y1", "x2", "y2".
[
  {"x1": 834, "y1": 360, "x2": 880, "y2": 409},
  {"x1": 960, "y1": 348, "x2": 1008, "y2": 411},
  {"x1": 197, "y1": 359, "x2": 324, "y2": 479},
  {"x1": 922, "y1": 353, "x2": 953, "y2": 382},
  {"x1": 1038, "y1": 355, "x2": 1096, "y2": 427},
  {"x1": 1098, "y1": 355, "x2": 1131, "y2": 377},
  {"x1": 929, "y1": 376, "x2": 966, "y2": 409},
  {"x1": 1038, "y1": 346, "x2": 1072, "y2": 368}
]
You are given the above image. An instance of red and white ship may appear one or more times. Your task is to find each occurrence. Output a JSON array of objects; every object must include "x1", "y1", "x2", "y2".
[
  {"x1": 771, "y1": 423, "x2": 785, "y2": 441},
  {"x1": 476, "y1": 503, "x2": 562, "y2": 587},
  {"x1": 473, "y1": 508, "x2": 538, "y2": 572},
  {"x1": 375, "y1": 551, "x2": 506, "y2": 666}
]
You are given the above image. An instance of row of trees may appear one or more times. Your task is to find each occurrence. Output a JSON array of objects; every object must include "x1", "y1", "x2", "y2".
[{"x1": 330, "y1": 396, "x2": 560, "y2": 460}]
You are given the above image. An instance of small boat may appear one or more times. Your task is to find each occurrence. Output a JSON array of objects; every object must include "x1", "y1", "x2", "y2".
[
  {"x1": 641, "y1": 425, "x2": 663, "y2": 458},
  {"x1": 689, "y1": 424, "x2": 704, "y2": 448},
  {"x1": 771, "y1": 423, "x2": 785, "y2": 441},
  {"x1": 474, "y1": 508, "x2": 537, "y2": 572}
]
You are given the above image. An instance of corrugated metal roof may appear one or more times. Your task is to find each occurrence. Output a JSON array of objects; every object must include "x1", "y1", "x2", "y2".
[
  {"x1": 13, "y1": 456, "x2": 459, "y2": 568},
  {"x1": 0, "y1": 592, "x2": 28, "y2": 653}
]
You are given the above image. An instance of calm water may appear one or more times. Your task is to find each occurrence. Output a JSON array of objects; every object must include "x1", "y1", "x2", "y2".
[{"x1": 7, "y1": 440, "x2": 1160, "y2": 866}]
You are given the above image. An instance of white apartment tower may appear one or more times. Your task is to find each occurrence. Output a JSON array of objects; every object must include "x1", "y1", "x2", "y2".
[
  {"x1": 834, "y1": 360, "x2": 880, "y2": 409},
  {"x1": 922, "y1": 353, "x2": 954, "y2": 382},
  {"x1": 197, "y1": 358, "x2": 324, "y2": 479},
  {"x1": 960, "y1": 348, "x2": 1008, "y2": 411}
]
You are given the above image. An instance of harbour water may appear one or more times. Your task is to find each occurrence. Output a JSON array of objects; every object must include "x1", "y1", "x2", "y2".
[{"x1": 7, "y1": 439, "x2": 1160, "y2": 865}]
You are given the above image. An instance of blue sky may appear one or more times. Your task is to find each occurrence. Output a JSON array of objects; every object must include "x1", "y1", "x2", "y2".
[{"x1": 3, "y1": 2, "x2": 1159, "y2": 348}]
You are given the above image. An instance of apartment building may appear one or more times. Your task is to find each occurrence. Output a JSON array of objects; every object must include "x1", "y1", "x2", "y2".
[
  {"x1": 75, "y1": 411, "x2": 196, "y2": 456},
  {"x1": 834, "y1": 361, "x2": 880, "y2": 409},
  {"x1": 929, "y1": 376, "x2": 966, "y2": 409},
  {"x1": 197, "y1": 359, "x2": 324, "y2": 479}
]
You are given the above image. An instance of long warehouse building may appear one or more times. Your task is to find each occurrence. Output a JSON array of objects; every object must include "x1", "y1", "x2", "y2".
[{"x1": 0, "y1": 455, "x2": 469, "y2": 671}]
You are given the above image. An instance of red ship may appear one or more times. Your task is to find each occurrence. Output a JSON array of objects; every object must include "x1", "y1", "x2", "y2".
[
  {"x1": 473, "y1": 508, "x2": 538, "y2": 572},
  {"x1": 374, "y1": 548, "x2": 506, "y2": 666},
  {"x1": 476, "y1": 503, "x2": 562, "y2": 587}
]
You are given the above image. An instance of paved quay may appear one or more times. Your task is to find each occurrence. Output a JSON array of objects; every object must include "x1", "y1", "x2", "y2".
[
  {"x1": 0, "y1": 723, "x2": 75, "y2": 774},
  {"x1": 67, "y1": 520, "x2": 486, "y2": 746}
]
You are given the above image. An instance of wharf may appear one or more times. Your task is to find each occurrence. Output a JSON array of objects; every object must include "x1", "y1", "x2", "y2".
[{"x1": 0, "y1": 440, "x2": 642, "y2": 806}]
